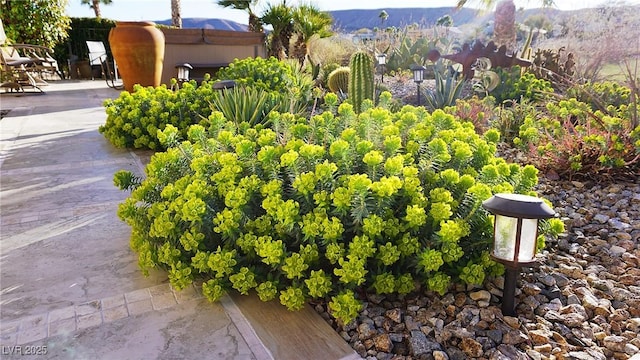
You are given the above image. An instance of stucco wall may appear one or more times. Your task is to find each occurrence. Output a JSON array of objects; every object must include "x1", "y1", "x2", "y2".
[{"x1": 160, "y1": 28, "x2": 266, "y2": 85}]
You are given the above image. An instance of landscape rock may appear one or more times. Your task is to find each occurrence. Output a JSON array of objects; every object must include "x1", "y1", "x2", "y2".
[
  {"x1": 373, "y1": 333, "x2": 393, "y2": 353},
  {"x1": 460, "y1": 338, "x2": 483, "y2": 357},
  {"x1": 469, "y1": 290, "x2": 491, "y2": 302},
  {"x1": 603, "y1": 335, "x2": 629, "y2": 352},
  {"x1": 408, "y1": 330, "x2": 440, "y2": 355}
]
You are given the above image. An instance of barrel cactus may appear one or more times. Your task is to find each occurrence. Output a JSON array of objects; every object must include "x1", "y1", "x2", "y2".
[
  {"x1": 327, "y1": 66, "x2": 350, "y2": 94},
  {"x1": 348, "y1": 51, "x2": 374, "y2": 113}
]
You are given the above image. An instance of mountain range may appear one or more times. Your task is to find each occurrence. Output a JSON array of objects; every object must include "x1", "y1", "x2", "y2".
[{"x1": 156, "y1": 7, "x2": 568, "y2": 33}]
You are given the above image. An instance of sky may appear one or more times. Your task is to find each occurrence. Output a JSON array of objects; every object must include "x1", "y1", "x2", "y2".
[{"x1": 66, "y1": 0, "x2": 640, "y2": 23}]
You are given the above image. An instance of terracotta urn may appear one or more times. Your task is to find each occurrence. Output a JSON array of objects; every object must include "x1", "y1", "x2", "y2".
[{"x1": 108, "y1": 21, "x2": 165, "y2": 92}]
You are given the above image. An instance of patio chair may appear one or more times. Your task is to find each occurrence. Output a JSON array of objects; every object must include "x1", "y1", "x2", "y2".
[
  {"x1": 17, "y1": 44, "x2": 63, "y2": 80},
  {"x1": 86, "y1": 41, "x2": 123, "y2": 90},
  {"x1": 0, "y1": 44, "x2": 47, "y2": 93},
  {"x1": 0, "y1": 19, "x2": 55, "y2": 93}
]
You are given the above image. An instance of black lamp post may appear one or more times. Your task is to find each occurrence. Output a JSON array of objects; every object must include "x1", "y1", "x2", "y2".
[
  {"x1": 377, "y1": 53, "x2": 387, "y2": 83},
  {"x1": 482, "y1": 193, "x2": 556, "y2": 316},
  {"x1": 410, "y1": 64, "x2": 426, "y2": 105}
]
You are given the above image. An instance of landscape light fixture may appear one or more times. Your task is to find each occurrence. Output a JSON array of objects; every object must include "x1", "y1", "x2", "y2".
[
  {"x1": 410, "y1": 64, "x2": 426, "y2": 105},
  {"x1": 482, "y1": 193, "x2": 555, "y2": 316},
  {"x1": 175, "y1": 63, "x2": 193, "y2": 86},
  {"x1": 377, "y1": 53, "x2": 387, "y2": 82}
]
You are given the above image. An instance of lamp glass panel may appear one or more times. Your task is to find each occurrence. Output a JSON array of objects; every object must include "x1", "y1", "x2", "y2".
[
  {"x1": 413, "y1": 70, "x2": 422, "y2": 82},
  {"x1": 177, "y1": 67, "x2": 189, "y2": 81},
  {"x1": 518, "y1": 218, "x2": 539, "y2": 262},
  {"x1": 494, "y1": 215, "x2": 540, "y2": 262},
  {"x1": 494, "y1": 215, "x2": 517, "y2": 261}
]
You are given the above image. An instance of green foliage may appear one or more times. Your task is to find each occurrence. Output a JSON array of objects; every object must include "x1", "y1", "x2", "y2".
[
  {"x1": 385, "y1": 33, "x2": 449, "y2": 73},
  {"x1": 115, "y1": 99, "x2": 559, "y2": 324},
  {"x1": 0, "y1": 0, "x2": 71, "y2": 49},
  {"x1": 565, "y1": 81, "x2": 631, "y2": 113},
  {"x1": 99, "y1": 83, "x2": 212, "y2": 150},
  {"x1": 491, "y1": 98, "x2": 538, "y2": 145},
  {"x1": 528, "y1": 47, "x2": 576, "y2": 91},
  {"x1": 327, "y1": 67, "x2": 350, "y2": 95},
  {"x1": 513, "y1": 97, "x2": 640, "y2": 179},
  {"x1": 424, "y1": 61, "x2": 467, "y2": 111},
  {"x1": 209, "y1": 85, "x2": 305, "y2": 127},
  {"x1": 446, "y1": 96, "x2": 495, "y2": 134},
  {"x1": 53, "y1": 17, "x2": 116, "y2": 68},
  {"x1": 100, "y1": 57, "x2": 314, "y2": 150},
  {"x1": 348, "y1": 51, "x2": 374, "y2": 114},
  {"x1": 490, "y1": 66, "x2": 554, "y2": 104},
  {"x1": 216, "y1": 56, "x2": 314, "y2": 107}
]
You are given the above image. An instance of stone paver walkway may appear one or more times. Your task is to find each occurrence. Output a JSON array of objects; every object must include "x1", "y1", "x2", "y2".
[{"x1": 0, "y1": 81, "x2": 358, "y2": 360}]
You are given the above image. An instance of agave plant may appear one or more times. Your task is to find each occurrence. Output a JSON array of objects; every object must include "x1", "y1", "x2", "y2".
[
  {"x1": 209, "y1": 86, "x2": 274, "y2": 127},
  {"x1": 424, "y1": 61, "x2": 467, "y2": 111}
]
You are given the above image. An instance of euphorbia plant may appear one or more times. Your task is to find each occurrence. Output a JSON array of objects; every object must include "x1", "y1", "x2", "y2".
[{"x1": 114, "y1": 93, "x2": 562, "y2": 323}]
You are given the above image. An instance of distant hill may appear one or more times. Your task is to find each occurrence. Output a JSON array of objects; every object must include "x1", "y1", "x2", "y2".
[
  {"x1": 155, "y1": 18, "x2": 248, "y2": 31},
  {"x1": 330, "y1": 7, "x2": 479, "y2": 32},
  {"x1": 158, "y1": 7, "x2": 567, "y2": 33},
  {"x1": 329, "y1": 7, "x2": 569, "y2": 32}
]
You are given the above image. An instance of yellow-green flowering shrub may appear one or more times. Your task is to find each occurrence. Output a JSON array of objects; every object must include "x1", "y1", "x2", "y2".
[
  {"x1": 99, "y1": 81, "x2": 214, "y2": 150},
  {"x1": 100, "y1": 57, "x2": 315, "y2": 150},
  {"x1": 114, "y1": 96, "x2": 561, "y2": 324}
]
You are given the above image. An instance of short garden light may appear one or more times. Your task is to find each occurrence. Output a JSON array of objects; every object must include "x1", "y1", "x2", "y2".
[
  {"x1": 410, "y1": 63, "x2": 426, "y2": 105},
  {"x1": 175, "y1": 63, "x2": 193, "y2": 84},
  {"x1": 482, "y1": 193, "x2": 555, "y2": 316},
  {"x1": 377, "y1": 53, "x2": 387, "y2": 82}
]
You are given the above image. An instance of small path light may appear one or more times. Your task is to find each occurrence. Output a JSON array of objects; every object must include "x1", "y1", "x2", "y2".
[
  {"x1": 482, "y1": 193, "x2": 556, "y2": 316},
  {"x1": 410, "y1": 63, "x2": 426, "y2": 105},
  {"x1": 174, "y1": 63, "x2": 193, "y2": 88},
  {"x1": 377, "y1": 53, "x2": 386, "y2": 83}
]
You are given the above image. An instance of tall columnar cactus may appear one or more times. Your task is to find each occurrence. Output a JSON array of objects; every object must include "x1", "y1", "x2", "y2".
[
  {"x1": 327, "y1": 67, "x2": 350, "y2": 94},
  {"x1": 349, "y1": 51, "x2": 374, "y2": 114}
]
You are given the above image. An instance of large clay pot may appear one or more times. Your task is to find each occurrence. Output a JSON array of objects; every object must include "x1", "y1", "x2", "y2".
[{"x1": 108, "y1": 21, "x2": 165, "y2": 92}]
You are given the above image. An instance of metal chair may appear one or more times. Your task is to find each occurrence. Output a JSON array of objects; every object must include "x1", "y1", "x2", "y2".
[
  {"x1": 0, "y1": 44, "x2": 47, "y2": 93},
  {"x1": 0, "y1": 19, "x2": 54, "y2": 93},
  {"x1": 86, "y1": 41, "x2": 123, "y2": 90},
  {"x1": 20, "y1": 44, "x2": 63, "y2": 80}
]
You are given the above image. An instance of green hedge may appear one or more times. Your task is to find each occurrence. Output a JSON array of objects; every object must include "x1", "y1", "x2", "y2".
[{"x1": 53, "y1": 17, "x2": 116, "y2": 73}]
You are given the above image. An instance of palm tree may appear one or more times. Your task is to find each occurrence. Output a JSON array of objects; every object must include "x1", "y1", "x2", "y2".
[
  {"x1": 261, "y1": 1, "x2": 294, "y2": 59},
  {"x1": 291, "y1": 4, "x2": 332, "y2": 64},
  {"x1": 171, "y1": 0, "x2": 182, "y2": 28},
  {"x1": 80, "y1": 0, "x2": 112, "y2": 18},
  {"x1": 436, "y1": 14, "x2": 453, "y2": 27},
  {"x1": 217, "y1": 0, "x2": 263, "y2": 32},
  {"x1": 378, "y1": 10, "x2": 388, "y2": 28}
]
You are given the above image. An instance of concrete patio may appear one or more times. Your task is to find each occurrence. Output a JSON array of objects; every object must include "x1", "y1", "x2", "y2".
[{"x1": 0, "y1": 80, "x2": 360, "y2": 360}]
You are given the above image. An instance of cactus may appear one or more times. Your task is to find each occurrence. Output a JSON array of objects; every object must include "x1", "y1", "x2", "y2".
[
  {"x1": 348, "y1": 51, "x2": 374, "y2": 114},
  {"x1": 327, "y1": 66, "x2": 350, "y2": 94}
]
